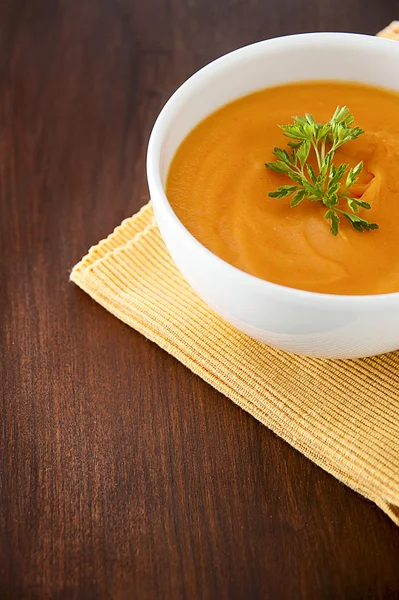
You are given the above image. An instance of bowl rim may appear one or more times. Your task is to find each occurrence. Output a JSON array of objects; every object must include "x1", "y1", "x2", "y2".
[{"x1": 147, "y1": 31, "x2": 399, "y2": 308}]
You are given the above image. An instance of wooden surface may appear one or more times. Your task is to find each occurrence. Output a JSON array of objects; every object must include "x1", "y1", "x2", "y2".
[{"x1": 1, "y1": 1, "x2": 399, "y2": 598}]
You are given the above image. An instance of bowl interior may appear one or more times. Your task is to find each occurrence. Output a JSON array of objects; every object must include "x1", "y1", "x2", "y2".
[{"x1": 156, "y1": 33, "x2": 399, "y2": 186}]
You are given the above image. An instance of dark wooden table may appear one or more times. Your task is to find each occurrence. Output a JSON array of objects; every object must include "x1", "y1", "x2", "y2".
[{"x1": 2, "y1": 1, "x2": 399, "y2": 598}]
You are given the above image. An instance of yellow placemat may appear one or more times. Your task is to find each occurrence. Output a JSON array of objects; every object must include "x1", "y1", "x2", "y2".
[
  {"x1": 71, "y1": 201, "x2": 399, "y2": 525},
  {"x1": 377, "y1": 21, "x2": 399, "y2": 40},
  {"x1": 71, "y1": 27, "x2": 399, "y2": 524}
]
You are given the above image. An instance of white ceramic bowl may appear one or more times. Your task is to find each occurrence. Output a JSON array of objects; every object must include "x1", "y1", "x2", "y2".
[{"x1": 147, "y1": 32, "x2": 399, "y2": 359}]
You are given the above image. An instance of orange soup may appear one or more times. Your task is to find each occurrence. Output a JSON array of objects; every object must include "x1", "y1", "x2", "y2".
[{"x1": 166, "y1": 81, "x2": 399, "y2": 295}]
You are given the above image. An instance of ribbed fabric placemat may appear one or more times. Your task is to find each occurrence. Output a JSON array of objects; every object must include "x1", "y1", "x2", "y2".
[{"x1": 71, "y1": 201, "x2": 399, "y2": 525}]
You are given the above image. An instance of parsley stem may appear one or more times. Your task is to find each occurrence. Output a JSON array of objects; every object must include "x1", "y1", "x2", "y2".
[
  {"x1": 311, "y1": 139, "x2": 322, "y2": 170},
  {"x1": 321, "y1": 139, "x2": 326, "y2": 163}
]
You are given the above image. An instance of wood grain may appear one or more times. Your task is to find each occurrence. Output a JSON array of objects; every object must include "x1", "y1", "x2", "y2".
[{"x1": 1, "y1": 1, "x2": 399, "y2": 598}]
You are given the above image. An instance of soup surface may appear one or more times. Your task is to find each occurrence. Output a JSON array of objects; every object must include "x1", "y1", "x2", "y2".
[{"x1": 166, "y1": 81, "x2": 399, "y2": 295}]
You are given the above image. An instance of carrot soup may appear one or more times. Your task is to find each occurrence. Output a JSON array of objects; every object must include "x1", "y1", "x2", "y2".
[{"x1": 166, "y1": 81, "x2": 399, "y2": 295}]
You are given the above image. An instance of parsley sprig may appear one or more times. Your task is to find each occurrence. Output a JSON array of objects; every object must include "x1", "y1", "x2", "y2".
[{"x1": 265, "y1": 107, "x2": 379, "y2": 235}]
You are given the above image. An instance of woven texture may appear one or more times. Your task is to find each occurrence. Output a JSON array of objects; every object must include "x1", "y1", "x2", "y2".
[{"x1": 71, "y1": 201, "x2": 399, "y2": 525}]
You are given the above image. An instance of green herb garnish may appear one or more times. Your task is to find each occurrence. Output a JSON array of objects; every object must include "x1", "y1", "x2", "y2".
[{"x1": 265, "y1": 106, "x2": 379, "y2": 235}]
